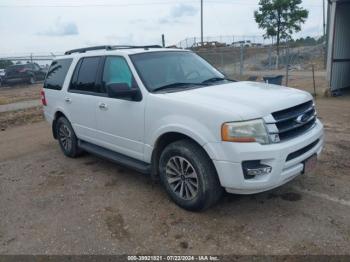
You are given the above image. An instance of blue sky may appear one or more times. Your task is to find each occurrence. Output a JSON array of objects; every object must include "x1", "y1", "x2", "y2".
[{"x1": 0, "y1": 0, "x2": 326, "y2": 55}]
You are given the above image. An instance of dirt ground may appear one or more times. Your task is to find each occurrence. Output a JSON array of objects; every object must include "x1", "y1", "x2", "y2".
[
  {"x1": 0, "y1": 84, "x2": 42, "y2": 105},
  {"x1": 0, "y1": 84, "x2": 350, "y2": 255}
]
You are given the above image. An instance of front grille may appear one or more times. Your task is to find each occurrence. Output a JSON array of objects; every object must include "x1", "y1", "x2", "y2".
[
  {"x1": 266, "y1": 101, "x2": 317, "y2": 142},
  {"x1": 286, "y1": 139, "x2": 319, "y2": 161}
]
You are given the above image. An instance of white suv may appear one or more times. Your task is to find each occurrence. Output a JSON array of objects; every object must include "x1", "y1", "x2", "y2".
[{"x1": 42, "y1": 45, "x2": 324, "y2": 211}]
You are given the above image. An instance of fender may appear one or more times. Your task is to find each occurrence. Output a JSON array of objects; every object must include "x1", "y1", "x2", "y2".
[
  {"x1": 52, "y1": 106, "x2": 77, "y2": 138},
  {"x1": 144, "y1": 118, "x2": 219, "y2": 163}
]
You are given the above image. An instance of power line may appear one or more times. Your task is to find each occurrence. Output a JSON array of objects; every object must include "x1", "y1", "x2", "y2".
[{"x1": 0, "y1": 0, "x2": 323, "y2": 8}]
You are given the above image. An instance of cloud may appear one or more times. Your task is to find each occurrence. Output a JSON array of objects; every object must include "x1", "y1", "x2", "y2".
[
  {"x1": 130, "y1": 18, "x2": 147, "y2": 24},
  {"x1": 170, "y1": 4, "x2": 198, "y2": 18},
  {"x1": 38, "y1": 18, "x2": 79, "y2": 36},
  {"x1": 105, "y1": 34, "x2": 135, "y2": 45},
  {"x1": 159, "y1": 4, "x2": 198, "y2": 24}
]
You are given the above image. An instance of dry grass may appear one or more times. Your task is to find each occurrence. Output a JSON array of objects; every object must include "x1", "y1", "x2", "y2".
[
  {"x1": 285, "y1": 76, "x2": 328, "y2": 96},
  {"x1": 0, "y1": 83, "x2": 42, "y2": 105},
  {"x1": 231, "y1": 72, "x2": 329, "y2": 97},
  {"x1": 0, "y1": 106, "x2": 44, "y2": 131}
]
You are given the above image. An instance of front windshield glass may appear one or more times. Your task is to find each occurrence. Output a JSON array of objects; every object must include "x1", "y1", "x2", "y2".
[{"x1": 130, "y1": 51, "x2": 225, "y2": 91}]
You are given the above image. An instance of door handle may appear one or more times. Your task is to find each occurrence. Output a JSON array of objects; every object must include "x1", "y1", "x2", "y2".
[
  {"x1": 98, "y1": 103, "x2": 108, "y2": 110},
  {"x1": 64, "y1": 97, "x2": 72, "y2": 103}
]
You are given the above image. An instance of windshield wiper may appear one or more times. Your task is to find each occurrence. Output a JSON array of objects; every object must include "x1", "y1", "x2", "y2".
[
  {"x1": 153, "y1": 82, "x2": 203, "y2": 92},
  {"x1": 201, "y1": 77, "x2": 234, "y2": 84}
]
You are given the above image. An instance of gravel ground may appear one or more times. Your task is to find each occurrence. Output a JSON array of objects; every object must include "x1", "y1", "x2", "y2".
[{"x1": 0, "y1": 96, "x2": 349, "y2": 255}]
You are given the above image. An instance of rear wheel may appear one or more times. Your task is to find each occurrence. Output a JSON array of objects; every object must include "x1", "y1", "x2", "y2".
[
  {"x1": 56, "y1": 117, "x2": 82, "y2": 158},
  {"x1": 159, "y1": 139, "x2": 223, "y2": 211}
]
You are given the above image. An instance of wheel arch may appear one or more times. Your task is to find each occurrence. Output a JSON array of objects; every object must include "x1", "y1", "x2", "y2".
[
  {"x1": 52, "y1": 111, "x2": 68, "y2": 139},
  {"x1": 150, "y1": 131, "x2": 216, "y2": 179}
]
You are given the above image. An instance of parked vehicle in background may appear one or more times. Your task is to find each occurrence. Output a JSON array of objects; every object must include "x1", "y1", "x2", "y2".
[
  {"x1": 192, "y1": 41, "x2": 227, "y2": 50},
  {"x1": 40, "y1": 64, "x2": 49, "y2": 74},
  {"x1": 42, "y1": 45, "x2": 324, "y2": 211},
  {"x1": 2, "y1": 63, "x2": 46, "y2": 85},
  {"x1": 0, "y1": 69, "x2": 5, "y2": 86}
]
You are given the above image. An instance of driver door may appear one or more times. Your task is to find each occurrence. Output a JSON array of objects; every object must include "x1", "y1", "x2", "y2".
[{"x1": 94, "y1": 56, "x2": 145, "y2": 161}]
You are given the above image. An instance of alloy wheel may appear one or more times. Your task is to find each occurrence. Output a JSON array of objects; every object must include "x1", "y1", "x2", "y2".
[
  {"x1": 58, "y1": 124, "x2": 72, "y2": 152},
  {"x1": 165, "y1": 156, "x2": 199, "y2": 200}
]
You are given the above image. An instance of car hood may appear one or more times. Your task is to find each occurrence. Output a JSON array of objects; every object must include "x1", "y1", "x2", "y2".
[{"x1": 163, "y1": 81, "x2": 313, "y2": 120}]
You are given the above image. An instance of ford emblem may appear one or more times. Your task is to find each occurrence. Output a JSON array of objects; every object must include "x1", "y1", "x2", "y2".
[{"x1": 295, "y1": 113, "x2": 310, "y2": 124}]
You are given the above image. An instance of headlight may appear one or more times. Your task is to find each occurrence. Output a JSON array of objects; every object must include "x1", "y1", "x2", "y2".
[{"x1": 221, "y1": 119, "x2": 269, "y2": 144}]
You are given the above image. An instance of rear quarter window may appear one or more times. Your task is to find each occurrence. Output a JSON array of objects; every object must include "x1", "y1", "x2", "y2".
[{"x1": 44, "y1": 58, "x2": 73, "y2": 90}]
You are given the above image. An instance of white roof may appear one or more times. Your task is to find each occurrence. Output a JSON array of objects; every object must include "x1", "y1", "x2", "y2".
[{"x1": 57, "y1": 47, "x2": 188, "y2": 60}]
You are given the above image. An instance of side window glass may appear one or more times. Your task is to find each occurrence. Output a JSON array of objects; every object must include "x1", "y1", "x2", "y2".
[
  {"x1": 44, "y1": 59, "x2": 73, "y2": 90},
  {"x1": 102, "y1": 56, "x2": 134, "y2": 90},
  {"x1": 71, "y1": 57, "x2": 100, "y2": 92}
]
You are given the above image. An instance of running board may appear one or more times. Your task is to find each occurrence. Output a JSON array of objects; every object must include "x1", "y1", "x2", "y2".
[{"x1": 78, "y1": 140, "x2": 151, "y2": 174}]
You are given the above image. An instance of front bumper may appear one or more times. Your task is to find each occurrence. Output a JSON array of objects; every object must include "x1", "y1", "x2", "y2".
[{"x1": 205, "y1": 119, "x2": 324, "y2": 194}]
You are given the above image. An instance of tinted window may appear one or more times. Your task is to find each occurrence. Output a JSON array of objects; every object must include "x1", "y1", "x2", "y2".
[
  {"x1": 70, "y1": 57, "x2": 100, "y2": 92},
  {"x1": 102, "y1": 56, "x2": 133, "y2": 90},
  {"x1": 44, "y1": 59, "x2": 73, "y2": 90},
  {"x1": 6, "y1": 65, "x2": 27, "y2": 72},
  {"x1": 130, "y1": 51, "x2": 223, "y2": 91}
]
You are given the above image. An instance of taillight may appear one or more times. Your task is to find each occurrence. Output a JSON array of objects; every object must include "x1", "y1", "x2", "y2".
[{"x1": 41, "y1": 89, "x2": 47, "y2": 106}]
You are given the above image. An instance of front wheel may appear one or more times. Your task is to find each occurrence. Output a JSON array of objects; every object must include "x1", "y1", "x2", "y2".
[
  {"x1": 159, "y1": 139, "x2": 223, "y2": 211},
  {"x1": 56, "y1": 117, "x2": 82, "y2": 158}
]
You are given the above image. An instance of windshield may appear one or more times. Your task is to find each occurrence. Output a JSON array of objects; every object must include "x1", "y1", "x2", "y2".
[{"x1": 130, "y1": 51, "x2": 225, "y2": 92}]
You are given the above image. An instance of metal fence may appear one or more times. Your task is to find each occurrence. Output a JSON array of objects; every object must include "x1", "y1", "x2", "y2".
[
  {"x1": 194, "y1": 43, "x2": 327, "y2": 95},
  {"x1": 177, "y1": 35, "x2": 269, "y2": 49},
  {"x1": 0, "y1": 39, "x2": 328, "y2": 95}
]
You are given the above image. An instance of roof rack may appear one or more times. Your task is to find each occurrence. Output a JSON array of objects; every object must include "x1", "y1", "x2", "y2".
[{"x1": 64, "y1": 45, "x2": 163, "y2": 55}]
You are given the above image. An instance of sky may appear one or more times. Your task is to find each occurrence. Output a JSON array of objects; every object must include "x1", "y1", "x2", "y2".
[{"x1": 0, "y1": 0, "x2": 326, "y2": 55}]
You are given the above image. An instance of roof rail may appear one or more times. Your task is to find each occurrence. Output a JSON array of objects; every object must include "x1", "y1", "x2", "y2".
[
  {"x1": 64, "y1": 46, "x2": 112, "y2": 55},
  {"x1": 64, "y1": 45, "x2": 163, "y2": 55},
  {"x1": 112, "y1": 45, "x2": 163, "y2": 49}
]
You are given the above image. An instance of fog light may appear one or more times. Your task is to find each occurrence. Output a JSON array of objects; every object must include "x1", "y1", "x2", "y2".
[{"x1": 242, "y1": 161, "x2": 272, "y2": 179}]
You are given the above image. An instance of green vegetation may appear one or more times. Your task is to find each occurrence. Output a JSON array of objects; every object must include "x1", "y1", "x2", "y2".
[
  {"x1": 254, "y1": 0, "x2": 309, "y2": 58},
  {"x1": 0, "y1": 60, "x2": 13, "y2": 69}
]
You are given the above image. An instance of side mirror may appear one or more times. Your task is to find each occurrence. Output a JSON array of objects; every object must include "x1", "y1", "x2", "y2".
[{"x1": 106, "y1": 83, "x2": 141, "y2": 101}]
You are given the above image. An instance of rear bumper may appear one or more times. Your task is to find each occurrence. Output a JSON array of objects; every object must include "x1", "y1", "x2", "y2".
[{"x1": 206, "y1": 119, "x2": 324, "y2": 194}]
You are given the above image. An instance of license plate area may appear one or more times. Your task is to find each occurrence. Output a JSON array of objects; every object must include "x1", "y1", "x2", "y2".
[{"x1": 303, "y1": 154, "x2": 317, "y2": 174}]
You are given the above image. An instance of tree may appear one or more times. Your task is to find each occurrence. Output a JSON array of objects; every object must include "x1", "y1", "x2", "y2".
[
  {"x1": 254, "y1": 0, "x2": 309, "y2": 60},
  {"x1": 0, "y1": 60, "x2": 13, "y2": 69}
]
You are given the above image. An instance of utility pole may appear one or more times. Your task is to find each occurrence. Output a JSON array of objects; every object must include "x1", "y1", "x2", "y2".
[
  {"x1": 201, "y1": 0, "x2": 203, "y2": 45},
  {"x1": 161, "y1": 34, "x2": 165, "y2": 48},
  {"x1": 323, "y1": 0, "x2": 326, "y2": 38},
  {"x1": 323, "y1": 0, "x2": 327, "y2": 69}
]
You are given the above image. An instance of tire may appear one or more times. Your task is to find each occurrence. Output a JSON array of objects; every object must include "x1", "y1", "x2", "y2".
[
  {"x1": 159, "y1": 139, "x2": 223, "y2": 211},
  {"x1": 56, "y1": 117, "x2": 82, "y2": 158}
]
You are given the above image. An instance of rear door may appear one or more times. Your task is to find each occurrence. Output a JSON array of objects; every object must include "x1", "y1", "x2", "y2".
[
  {"x1": 65, "y1": 56, "x2": 103, "y2": 143},
  {"x1": 43, "y1": 58, "x2": 73, "y2": 122}
]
